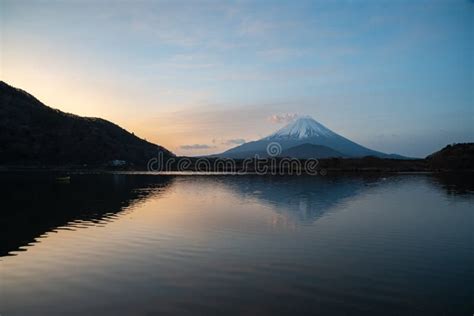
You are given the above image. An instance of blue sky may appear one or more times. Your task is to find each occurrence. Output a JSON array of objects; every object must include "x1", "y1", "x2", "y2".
[{"x1": 2, "y1": 0, "x2": 473, "y2": 157}]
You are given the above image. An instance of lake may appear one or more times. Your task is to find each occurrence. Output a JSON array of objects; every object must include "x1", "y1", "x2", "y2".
[{"x1": 1, "y1": 172, "x2": 473, "y2": 315}]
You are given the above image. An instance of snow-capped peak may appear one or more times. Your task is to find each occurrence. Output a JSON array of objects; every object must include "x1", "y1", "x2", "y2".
[{"x1": 266, "y1": 115, "x2": 335, "y2": 140}]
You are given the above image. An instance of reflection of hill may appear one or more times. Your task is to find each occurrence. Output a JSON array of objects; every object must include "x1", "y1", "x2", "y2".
[
  {"x1": 430, "y1": 173, "x2": 474, "y2": 197},
  {"x1": 0, "y1": 173, "x2": 173, "y2": 256},
  {"x1": 215, "y1": 175, "x2": 383, "y2": 223}
]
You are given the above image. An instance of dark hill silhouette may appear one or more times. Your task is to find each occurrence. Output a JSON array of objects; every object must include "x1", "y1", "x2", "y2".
[
  {"x1": 280, "y1": 143, "x2": 345, "y2": 159},
  {"x1": 426, "y1": 143, "x2": 474, "y2": 170},
  {"x1": 0, "y1": 81, "x2": 173, "y2": 166}
]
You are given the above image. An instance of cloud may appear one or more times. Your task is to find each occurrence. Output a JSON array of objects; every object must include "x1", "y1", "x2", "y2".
[
  {"x1": 180, "y1": 144, "x2": 214, "y2": 150},
  {"x1": 212, "y1": 138, "x2": 246, "y2": 145},
  {"x1": 268, "y1": 113, "x2": 298, "y2": 124},
  {"x1": 238, "y1": 17, "x2": 275, "y2": 37},
  {"x1": 257, "y1": 48, "x2": 305, "y2": 61},
  {"x1": 148, "y1": 53, "x2": 217, "y2": 70},
  {"x1": 225, "y1": 138, "x2": 246, "y2": 145}
]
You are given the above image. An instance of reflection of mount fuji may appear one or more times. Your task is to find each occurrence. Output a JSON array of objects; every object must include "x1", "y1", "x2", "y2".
[{"x1": 216, "y1": 175, "x2": 383, "y2": 223}]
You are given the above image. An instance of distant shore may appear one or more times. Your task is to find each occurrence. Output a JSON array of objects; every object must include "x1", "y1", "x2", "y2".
[{"x1": 1, "y1": 156, "x2": 472, "y2": 174}]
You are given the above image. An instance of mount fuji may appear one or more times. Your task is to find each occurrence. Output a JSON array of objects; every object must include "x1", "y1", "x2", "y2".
[{"x1": 217, "y1": 115, "x2": 405, "y2": 159}]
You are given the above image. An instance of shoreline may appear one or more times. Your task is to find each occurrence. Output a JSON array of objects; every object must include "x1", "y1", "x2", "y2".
[{"x1": 1, "y1": 166, "x2": 472, "y2": 175}]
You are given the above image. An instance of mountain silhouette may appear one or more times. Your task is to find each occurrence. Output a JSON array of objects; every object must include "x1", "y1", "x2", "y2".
[
  {"x1": 281, "y1": 143, "x2": 345, "y2": 159},
  {"x1": 0, "y1": 81, "x2": 173, "y2": 167},
  {"x1": 426, "y1": 143, "x2": 474, "y2": 170}
]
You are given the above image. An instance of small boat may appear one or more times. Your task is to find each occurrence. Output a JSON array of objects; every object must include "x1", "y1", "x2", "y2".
[{"x1": 56, "y1": 176, "x2": 71, "y2": 183}]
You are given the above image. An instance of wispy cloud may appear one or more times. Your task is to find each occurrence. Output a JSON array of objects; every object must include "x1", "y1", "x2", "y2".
[
  {"x1": 180, "y1": 144, "x2": 215, "y2": 150},
  {"x1": 225, "y1": 138, "x2": 246, "y2": 145},
  {"x1": 257, "y1": 48, "x2": 305, "y2": 61},
  {"x1": 149, "y1": 53, "x2": 217, "y2": 70},
  {"x1": 213, "y1": 138, "x2": 246, "y2": 145},
  {"x1": 238, "y1": 17, "x2": 275, "y2": 37},
  {"x1": 268, "y1": 113, "x2": 298, "y2": 124}
]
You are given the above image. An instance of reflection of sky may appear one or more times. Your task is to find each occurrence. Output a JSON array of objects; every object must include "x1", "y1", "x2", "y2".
[
  {"x1": 2, "y1": 174, "x2": 473, "y2": 315},
  {"x1": 2, "y1": 1, "x2": 473, "y2": 157}
]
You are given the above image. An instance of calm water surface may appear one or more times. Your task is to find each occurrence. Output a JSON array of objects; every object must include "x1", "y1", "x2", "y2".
[{"x1": 0, "y1": 172, "x2": 473, "y2": 315}]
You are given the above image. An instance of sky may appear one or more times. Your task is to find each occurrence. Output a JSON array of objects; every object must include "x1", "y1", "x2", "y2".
[{"x1": 1, "y1": 0, "x2": 473, "y2": 157}]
